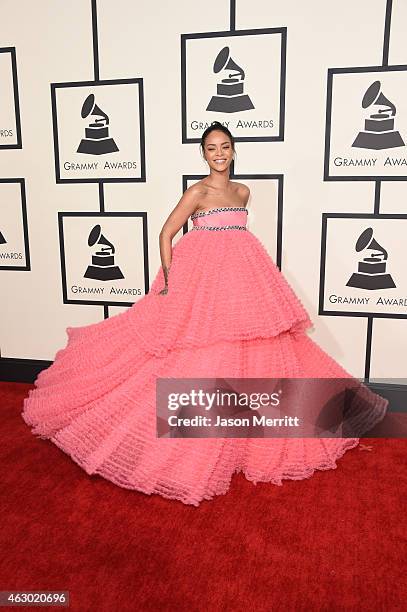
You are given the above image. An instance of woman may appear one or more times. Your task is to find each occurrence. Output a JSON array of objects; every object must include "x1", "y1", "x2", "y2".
[{"x1": 22, "y1": 121, "x2": 388, "y2": 506}]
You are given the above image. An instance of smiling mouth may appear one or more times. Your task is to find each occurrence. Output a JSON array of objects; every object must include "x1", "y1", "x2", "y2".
[{"x1": 214, "y1": 159, "x2": 226, "y2": 164}]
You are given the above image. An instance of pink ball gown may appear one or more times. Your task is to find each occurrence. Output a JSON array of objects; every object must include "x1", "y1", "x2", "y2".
[{"x1": 22, "y1": 206, "x2": 388, "y2": 506}]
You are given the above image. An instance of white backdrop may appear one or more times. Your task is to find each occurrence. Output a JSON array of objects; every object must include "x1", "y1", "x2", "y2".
[{"x1": 1, "y1": 0, "x2": 406, "y2": 386}]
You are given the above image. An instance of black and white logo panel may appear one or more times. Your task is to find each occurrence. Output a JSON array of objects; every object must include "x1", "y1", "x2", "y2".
[
  {"x1": 0, "y1": 179, "x2": 29, "y2": 270},
  {"x1": 325, "y1": 66, "x2": 407, "y2": 180},
  {"x1": 58, "y1": 212, "x2": 149, "y2": 306},
  {"x1": 51, "y1": 79, "x2": 145, "y2": 183},
  {"x1": 0, "y1": 47, "x2": 22, "y2": 149},
  {"x1": 320, "y1": 214, "x2": 407, "y2": 318},
  {"x1": 181, "y1": 28, "x2": 286, "y2": 143}
]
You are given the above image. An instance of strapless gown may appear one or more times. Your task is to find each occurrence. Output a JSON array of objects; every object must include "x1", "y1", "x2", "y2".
[{"x1": 21, "y1": 206, "x2": 388, "y2": 506}]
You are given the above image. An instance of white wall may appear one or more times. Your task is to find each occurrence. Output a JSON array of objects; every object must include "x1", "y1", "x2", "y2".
[{"x1": 1, "y1": 0, "x2": 405, "y2": 382}]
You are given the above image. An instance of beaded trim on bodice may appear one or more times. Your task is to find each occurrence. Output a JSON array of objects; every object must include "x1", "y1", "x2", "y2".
[
  {"x1": 190, "y1": 206, "x2": 248, "y2": 220},
  {"x1": 191, "y1": 225, "x2": 247, "y2": 231}
]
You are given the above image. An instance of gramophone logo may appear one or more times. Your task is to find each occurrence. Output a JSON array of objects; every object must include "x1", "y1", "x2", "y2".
[
  {"x1": 206, "y1": 46, "x2": 254, "y2": 113},
  {"x1": 77, "y1": 93, "x2": 119, "y2": 155},
  {"x1": 0, "y1": 230, "x2": 6, "y2": 244},
  {"x1": 84, "y1": 224, "x2": 124, "y2": 281},
  {"x1": 352, "y1": 81, "x2": 405, "y2": 150},
  {"x1": 346, "y1": 227, "x2": 396, "y2": 290}
]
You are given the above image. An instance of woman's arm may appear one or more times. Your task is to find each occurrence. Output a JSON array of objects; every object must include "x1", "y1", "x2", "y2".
[{"x1": 158, "y1": 186, "x2": 199, "y2": 294}]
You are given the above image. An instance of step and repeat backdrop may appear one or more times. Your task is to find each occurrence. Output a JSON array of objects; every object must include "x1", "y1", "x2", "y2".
[{"x1": 1, "y1": 0, "x2": 406, "y2": 387}]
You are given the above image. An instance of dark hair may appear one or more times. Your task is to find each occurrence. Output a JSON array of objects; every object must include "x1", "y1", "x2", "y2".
[{"x1": 200, "y1": 121, "x2": 236, "y2": 160}]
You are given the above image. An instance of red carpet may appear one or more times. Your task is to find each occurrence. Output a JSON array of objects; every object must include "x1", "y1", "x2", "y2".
[{"x1": 1, "y1": 381, "x2": 406, "y2": 611}]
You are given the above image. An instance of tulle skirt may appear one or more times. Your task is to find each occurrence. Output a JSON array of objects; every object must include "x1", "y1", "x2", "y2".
[{"x1": 22, "y1": 228, "x2": 388, "y2": 506}]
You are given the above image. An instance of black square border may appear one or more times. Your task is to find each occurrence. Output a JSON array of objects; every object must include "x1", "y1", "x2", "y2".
[
  {"x1": 58, "y1": 211, "x2": 150, "y2": 306},
  {"x1": 324, "y1": 64, "x2": 407, "y2": 181},
  {"x1": 181, "y1": 28, "x2": 287, "y2": 144},
  {"x1": 0, "y1": 47, "x2": 22, "y2": 150},
  {"x1": 51, "y1": 78, "x2": 146, "y2": 184},
  {"x1": 0, "y1": 178, "x2": 30, "y2": 271},
  {"x1": 319, "y1": 211, "x2": 407, "y2": 318}
]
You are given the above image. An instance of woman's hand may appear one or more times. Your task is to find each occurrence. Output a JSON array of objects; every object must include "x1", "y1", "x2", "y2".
[{"x1": 158, "y1": 286, "x2": 168, "y2": 295}]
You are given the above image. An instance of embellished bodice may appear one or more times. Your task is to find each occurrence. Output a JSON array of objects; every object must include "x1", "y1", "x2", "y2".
[{"x1": 190, "y1": 206, "x2": 248, "y2": 231}]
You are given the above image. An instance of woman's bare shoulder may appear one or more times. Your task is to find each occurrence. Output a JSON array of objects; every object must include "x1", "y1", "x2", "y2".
[
  {"x1": 185, "y1": 181, "x2": 207, "y2": 198},
  {"x1": 233, "y1": 181, "x2": 250, "y2": 193},
  {"x1": 233, "y1": 181, "x2": 250, "y2": 205}
]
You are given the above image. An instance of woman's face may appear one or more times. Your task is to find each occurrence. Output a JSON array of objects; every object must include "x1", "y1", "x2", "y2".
[{"x1": 204, "y1": 130, "x2": 233, "y2": 172}]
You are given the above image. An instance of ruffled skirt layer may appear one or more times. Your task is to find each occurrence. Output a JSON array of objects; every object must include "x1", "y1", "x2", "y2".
[{"x1": 22, "y1": 229, "x2": 388, "y2": 506}]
